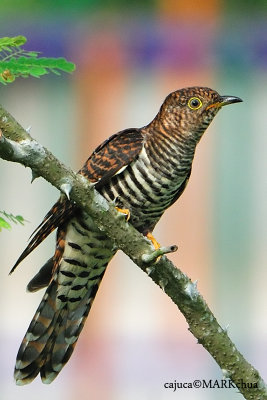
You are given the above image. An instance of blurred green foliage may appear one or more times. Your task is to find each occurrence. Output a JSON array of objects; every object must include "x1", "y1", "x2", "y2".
[
  {"x1": 0, "y1": 0, "x2": 265, "y2": 15},
  {"x1": 0, "y1": 211, "x2": 25, "y2": 231},
  {"x1": 224, "y1": 0, "x2": 267, "y2": 13},
  {"x1": 0, "y1": 0, "x2": 156, "y2": 15},
  {"x1": 0, "y1": 35, "x2": 75, "y2": 84}
]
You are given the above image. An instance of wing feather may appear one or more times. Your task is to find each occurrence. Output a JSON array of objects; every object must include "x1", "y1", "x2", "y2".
[
  {"x1": 10, "y1": 198, "x2": 75, "y2": 274},
  {"x1": 12, "y1": 128, "x2": 143, "y2": 275},
  {"x1": 79, "y1": 128, "x2": 144, "y2": 188}
]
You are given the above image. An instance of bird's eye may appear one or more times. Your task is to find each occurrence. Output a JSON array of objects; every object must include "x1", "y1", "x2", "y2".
[{"x1": 188, "y1": 97, "x2": 203, "y2": 110}]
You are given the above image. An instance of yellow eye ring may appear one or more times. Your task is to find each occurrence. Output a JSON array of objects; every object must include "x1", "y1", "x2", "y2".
[{"x1": 188, "y1": 97, "x2": 203, "y2": 110}]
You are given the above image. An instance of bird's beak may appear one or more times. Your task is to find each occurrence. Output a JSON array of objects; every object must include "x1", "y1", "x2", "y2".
[{"x1": 206, "y1": 95, "x2": 243, "y2": 110}]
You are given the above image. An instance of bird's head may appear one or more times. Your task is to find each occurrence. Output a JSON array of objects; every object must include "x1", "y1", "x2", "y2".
[{"x1": 156, "y1": 87, "x2": 242, "y2": 143}]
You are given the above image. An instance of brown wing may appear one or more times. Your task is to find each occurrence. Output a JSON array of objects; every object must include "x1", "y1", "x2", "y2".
[
  {"x1": 10, "y1": 197, "x2": 76, "y2": 274},
  {"x1": 79, "y1": 128, "x2": 144, "y2": 188},
  {"x1": 11, "y1": 128, "x2": 143, "y2": 276}
]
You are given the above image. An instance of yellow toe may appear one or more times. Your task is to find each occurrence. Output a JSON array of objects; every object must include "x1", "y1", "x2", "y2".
[{"x1": 115, "y1": 207, "x2": 130, "y2": 221}]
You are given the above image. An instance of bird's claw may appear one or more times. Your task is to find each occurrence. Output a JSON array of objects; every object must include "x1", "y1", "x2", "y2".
[
  {"x1": 146, "y1": 232, "x2": 161, "y2": 250},
  {"x1": 115, "y1": 207, "x2": 131, "y2": 221}
]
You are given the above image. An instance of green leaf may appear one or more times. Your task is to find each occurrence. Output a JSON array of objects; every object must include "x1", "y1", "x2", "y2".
[
  {"x1": 0, "y1": 57, "x2": 75, "y2": 80},
  {"x1": 14, "y1": 215, "x2": 25, "y2": 225},
  {"x1": 0, "y1": 35, "x2": 76, "y2": 84},
  {"x1": 0, "y1": 217, "x2": 11, "y2": 231},
  {"x1": 0, "y1": 211, "x2": 26, "y2": 231},
  {"x1": 25, "y1": 51, "x2": 39, "y2": 58},
  {"x1": 0, "y1": 35, "x2": 27, "y2": 51}
]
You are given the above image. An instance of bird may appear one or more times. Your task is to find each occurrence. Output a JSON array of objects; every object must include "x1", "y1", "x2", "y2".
[{"x1": 11, "y1": 87, "x2": 242, "y2": 385}]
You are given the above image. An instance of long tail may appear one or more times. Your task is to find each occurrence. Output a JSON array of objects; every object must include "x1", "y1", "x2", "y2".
[
  {"x1": 15, "y1": 268, "x2": 105, "y2": 385},
  {"x1": 14, "y1": 212, "x2": 117, "y2": 385}
]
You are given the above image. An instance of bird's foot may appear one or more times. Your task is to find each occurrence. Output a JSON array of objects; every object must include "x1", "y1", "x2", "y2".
[
  {"x1": 115, "y1": 207, "x2": 131, "y2": 221},
  {"x1": 143, "y1": 232, "x2": 178, "y2": 263},
  {"x1": 146, "y1": 232, "x2": 161, "y2": 250}
]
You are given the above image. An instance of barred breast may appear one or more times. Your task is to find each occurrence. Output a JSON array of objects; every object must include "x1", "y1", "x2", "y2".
[{"x1": 99, "y1": 136, "x2": 193, "y2": 234}]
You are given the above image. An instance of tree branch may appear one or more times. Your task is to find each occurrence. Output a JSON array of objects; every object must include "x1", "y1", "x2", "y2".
[{"x1": 0, "y1": 105, "x2": 266, "y2": 399}]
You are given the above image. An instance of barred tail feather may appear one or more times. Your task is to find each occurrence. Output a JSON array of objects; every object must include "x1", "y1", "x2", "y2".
[
  {"x1": 14, "y1": 212, "x2": 116, "y2": 384},
  {"x1": 14, "y1": 274, "x2": 103, "y2": 385},
  {"x1": 15, "y1": 280, "x2": 59, "y2": 384}
]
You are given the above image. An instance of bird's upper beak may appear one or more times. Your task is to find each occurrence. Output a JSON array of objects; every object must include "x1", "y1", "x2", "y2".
[{"x1": 206, "y1": 95, "x2": 243, "y2": 110}]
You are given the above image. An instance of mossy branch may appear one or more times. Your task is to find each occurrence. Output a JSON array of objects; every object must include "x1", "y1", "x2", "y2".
[{"x1": 0, "y1": 105, "x2": 266, "y2": 400}]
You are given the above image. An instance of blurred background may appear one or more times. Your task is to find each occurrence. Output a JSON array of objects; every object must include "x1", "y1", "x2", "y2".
[{"x1": 0, "y1": 1, "x2": 267, "y2": 399}]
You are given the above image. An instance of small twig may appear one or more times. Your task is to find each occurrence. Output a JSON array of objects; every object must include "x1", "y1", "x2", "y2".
[{"x1": 142, "y1": 244, "x2": 178, "y2": 263}]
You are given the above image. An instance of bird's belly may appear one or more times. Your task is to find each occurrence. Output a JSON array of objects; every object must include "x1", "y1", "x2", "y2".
[
  {"x1": 57, "y1": 212, "x2": 116, "y2": 310},
  {"x1": 100, "y1": 156, "x2": 187, "y2": 234}
]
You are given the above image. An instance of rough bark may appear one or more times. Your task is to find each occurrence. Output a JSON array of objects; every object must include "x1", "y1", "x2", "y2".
[{"x1": 0, "y1": 104, "x2": 265, "y2": 399}]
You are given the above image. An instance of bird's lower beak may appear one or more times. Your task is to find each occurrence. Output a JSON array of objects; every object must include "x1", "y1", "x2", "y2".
[{"x1": 206, "y1": 95, "x2": 243, "y2": 110}]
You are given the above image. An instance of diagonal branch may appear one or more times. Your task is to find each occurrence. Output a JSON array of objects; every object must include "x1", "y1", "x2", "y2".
[{"x1": 0, "y1": 105, "x2": 266, "y2": 400}]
